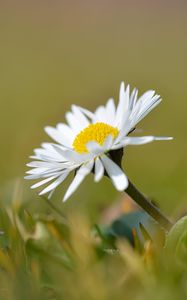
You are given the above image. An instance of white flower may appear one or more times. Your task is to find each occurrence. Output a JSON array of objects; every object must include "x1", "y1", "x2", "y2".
[{"x1": 25, "y1": 82, "x2": 172, "y2": 202}]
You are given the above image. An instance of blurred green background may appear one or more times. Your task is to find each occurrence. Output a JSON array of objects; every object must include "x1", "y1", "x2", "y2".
[{"x1": 0, "y1": 0, "x2": 187, "y2": 219}]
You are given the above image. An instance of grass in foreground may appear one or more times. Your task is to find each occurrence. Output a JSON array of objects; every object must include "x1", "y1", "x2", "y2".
[{"x1": 0, "y1": 191, "x2": 187, "y2": 300}]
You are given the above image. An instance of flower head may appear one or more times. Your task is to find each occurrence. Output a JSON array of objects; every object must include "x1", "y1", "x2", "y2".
[{"x1": 25, "y1": 82, "x2": 172, "y2": 201}]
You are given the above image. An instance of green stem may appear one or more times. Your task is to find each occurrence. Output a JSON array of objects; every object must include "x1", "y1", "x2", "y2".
[{"x1": 126, "y1": 180, "x2": 173, "y2": 231}]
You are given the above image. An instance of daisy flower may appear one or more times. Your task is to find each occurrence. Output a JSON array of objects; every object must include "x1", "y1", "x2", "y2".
[{"x1": 25, "y1": 82, "x2": 172, "y2": 202}]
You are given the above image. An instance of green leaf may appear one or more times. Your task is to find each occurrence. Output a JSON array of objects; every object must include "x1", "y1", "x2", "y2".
[
  {"x1": 165, "y1": 216, "x2": 187, "y2": 266},
  {"x1": 165, "y1": 216, "x2": 187, "y2": 250}
]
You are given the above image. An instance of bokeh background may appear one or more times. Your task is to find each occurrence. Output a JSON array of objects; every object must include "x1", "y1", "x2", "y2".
[{"x1": 0, "y1": 0, "x2": 187, "y2": 220}]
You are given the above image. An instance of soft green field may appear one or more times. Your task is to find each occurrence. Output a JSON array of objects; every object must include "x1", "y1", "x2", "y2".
[{"x1": 0, "y1": 2, "x2": 187, "y2": 299}]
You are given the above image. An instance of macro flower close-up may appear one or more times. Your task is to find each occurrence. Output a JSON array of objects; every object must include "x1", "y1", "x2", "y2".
[
  {"x1": 25, "y1": 82, "x2": 171, "y2": 202},
  {"x1": 1, "y1": 2, "x2": 187, "y2": 300}
]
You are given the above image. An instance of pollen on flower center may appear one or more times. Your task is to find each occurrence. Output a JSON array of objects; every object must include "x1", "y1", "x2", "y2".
[{"x1": 73, "y1": 122, "x2": 119, "y2": 154}]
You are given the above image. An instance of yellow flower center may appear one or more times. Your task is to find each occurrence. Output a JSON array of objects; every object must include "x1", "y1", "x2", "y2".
[{"x1": 73, "y1": 122, "x2": 119, "y2": 154}]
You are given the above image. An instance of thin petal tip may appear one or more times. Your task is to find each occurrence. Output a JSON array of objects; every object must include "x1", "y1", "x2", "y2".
[
  {"x1": 120, "y1": 81, "x2": 125, "y2": 88},
  {"x1": 44, "y1": 126, "x2": 53, "y2": 135},
  {"x1": 30, "y1": 185, "x2": 36, "y2": 189},
  {"x1": 155, "y1": 136, "x2": 173, "y2": 141},
  {"x1": 118, "y1": 178, "x2": 129, "y2": 191},
  {"x1": 63, "y1": 194, "x2": 69, "y2": 202}
]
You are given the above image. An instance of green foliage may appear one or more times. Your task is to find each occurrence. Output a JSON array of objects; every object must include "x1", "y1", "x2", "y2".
[
  {"x1": 0, "y1": 196, "x2": 186, "y2": 300},
  {"x1": 165, "y1": 216, "x2": 187, "y2": 268}
]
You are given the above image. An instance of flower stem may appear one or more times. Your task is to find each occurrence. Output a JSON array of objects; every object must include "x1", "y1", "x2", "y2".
[{"x1": 125, "y1": 180, "x2": 173, "y2": 231}]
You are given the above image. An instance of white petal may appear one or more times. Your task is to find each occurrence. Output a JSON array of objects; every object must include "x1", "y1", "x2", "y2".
[
  {"x1": 129, "y1": 88, "x2": 138, "y2": 110},
  {"x1": 134, "y1": 97, "x2": 161, "y2": 125},
  {"x1": 114, "y1": 117, "x2": 131, "y2": 144},
  {"x1": 53, "y1": 144, "x2": 93, "y2": 163},
  {"x1": 45, "y1": 126, "x2": 72, "y2": 147},
  {"x1": 155, "y1": 136, "x2": 173, "y2": 141},
  {"x1": 24, "y1": 170, "x2": 64, "y2": 180},
  {"x1": 31, "y1": 175, "x2": 58, "y2": 189},
  {"x1": 27, "y1": 161, "x2": 64, "y2": 168},
  {"x1": 26, "y1": 167, "x2": 48, "y2": 175},
  {"x1": 130, "y1": 92, "x2": 161, "y2": 128},
  {"x1": 94, "y1": 157, "x2": 104, "y2": 182},
  {"x1": 95, "y1": 106, "x2": 107, "y2": 123},
  {"x1": 77, "y1": 106, "x2": 96, "y2": 121},
  {"x1": 103, "y1": 135, "x2": 113, "y2": 150},
  {"x1": 101, "y1": 155, "x2": 128, "y2": 191},
  {"x1": 112, "y1": 136, "x2": 173, "y2": 150},
  {"x1": 65, "y1": 111, "x2": 84, "y2": 133},
  {"x1": 63, "y1": 160, "x2": 94, "y2": 202},
  {"x1": 71, "y1": 105, "x2": 90, "y2": 128},
  {"x1": 115, "y1": 82, "x2": 125, "y2": 124},
  {"x1": 106, "y1": 98, "x2": 116, "y2": 124},
  {"x1": 56, "y1": 123, "x2": 75, "y2": 142},
  {"x1": 87, "y1": 141, "x2": 103, "y2": 155},
  {"x1": 115, "y1": 136, "x2": 156, "y2": 148},
  {"x1": 26, "y1": 159, "x2": 72, "y2": 175},
  {"x1": 86, "y1": 135, "x2": 113, "y2": 155},
  {"x1": 26, "y1": 168, "x2": 63, "y2": 179},
  {"x1": 116, "y1": 90, "x2": 162, "y2": 140},
  {"x1": 33, "y1": 146, "x2": 64, "y2": 162},
  {"x1": 137, "y1": 90, "x2": 155, "y2": 103},
  {"x1": 42, "y1": 143, "x2": 56, "y2": 151},
  {"x1": 115, "y1": 82, "x2": 130, "y2": 127},
  {"x1": 39, "y1": 172, "x2": 70, "y2": 195}
]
